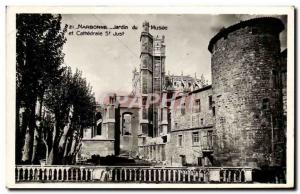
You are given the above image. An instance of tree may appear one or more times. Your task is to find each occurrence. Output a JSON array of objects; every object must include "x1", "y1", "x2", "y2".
[
  {"x1": 16, "y1": 14, "x2": 67, "y2": 164},
  {"x1": 43, "y1": 68, "x2": 95, "y2": 165}
]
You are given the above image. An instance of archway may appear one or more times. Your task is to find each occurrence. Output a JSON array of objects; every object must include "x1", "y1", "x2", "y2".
[
  {"x1": 122, "y1": 112, "x2": 133, "y2": 136},
  {"x1": 95, "y1": 112, "x2": 102, "y2": 136}
]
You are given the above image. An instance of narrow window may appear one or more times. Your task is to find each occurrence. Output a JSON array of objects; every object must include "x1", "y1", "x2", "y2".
[
  {"x1": 262, "y1": 98, "x2": 270, "y2": 110},
  {"x1": 96, "y1": 123, "x2": 102, "y2": 136},
  {"x1": 208, "y1": 95, "x2": 213, "y2": 109},
  {"x1": 178, "y1": 135, "x2": 183, "y2": 147},
  {"x1": 192, "y1": 132, "x2": 199, "y2": 146},
  {"x1": 142, "y1": 108, "x2": 147, "y2": 119},
  {"x1": 198, "y1": 157, "x2": 202, "y2": 166},
  {"x1": 207, "y1": 130, "x2": 213, "y2": 148},
  {"x1": 194, "y1": 99, "x2": 201, "y2": 113},
  {"x1": 181, "y1": 103, "x2": 185, "y2": 115},
  {"x1": 200, "y1": 118, "x2": 204, "y2": 125},
  {"x1": 95, "y1": 112, "x2": 102, "y2": 136}
]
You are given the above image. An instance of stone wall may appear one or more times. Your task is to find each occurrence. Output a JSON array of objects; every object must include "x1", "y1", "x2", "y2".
[
  {"x1": 209, "y1": 18, "x2": 284, "y2": 167},
  {"x1": 167, "y1": 127, "x2": 214, "y2": 166},
  {"x1": 79, "y1": 140, "x2": 114, "y2": 159},
  {"x1": 171, "y1": 86, "x2": 214, "y2": 130},
  {"x1": 167, "y1": 86, "x2": 215, "y2": 166}
]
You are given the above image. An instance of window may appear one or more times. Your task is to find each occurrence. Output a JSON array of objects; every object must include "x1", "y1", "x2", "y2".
[
  {"x1": 207, "y1": 131, "x2": 213, "y2": 148},
  {"x1": 123, "y1": 114, "x2": 132, "y2": 135},
  {"x1": 200, "y1": 118, "x2": 204, "y2": 125},
  {"x1": 96, "y1": 123, "x2": 102, "y2": 136},
  {"x1": 180, "y1": 155, "x2": 187, "y2": 166},
  {"x1": 192, "y1": 132, "x2": 199, "y2": 146},
  {"x1": 212, "y1": 107, "x2": 216, "y2": 116},
  {"x1": 142, "y1": 108, "x2": 147, "y2": 119},
  {"x1": 181, "y1": 103, "x2": 185, "y2": 115},
  {"x1": 194, "y1": 99, "x2": 201, "y2": 113},
  {"x1": 208, "y1": 95, "x2": 213, "y2": 109},
  {"x1": 178, "y1": 135, "x2": 183, "y2": 147},
  {"x1": 198, "y1": 157, "x2": 202, "y2": 166},
  {"x1": 262, "y1": 98, "x2": 270, "y2": 110},
  {"x1": 272, "y1": 70, "x2": 281, "y2": 89},
  {"x1": 175, "y1": 122, "x2": 178, "y2": 129},
  {"x1": 142, "y1": 97, "x2": 147, "y2": 106}
]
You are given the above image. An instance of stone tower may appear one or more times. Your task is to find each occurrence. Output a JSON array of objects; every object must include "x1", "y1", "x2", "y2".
[
  {"x1": 140, "y1": 21, "x2": 154, "y2": 137},
  {"x1": 153, "y1": 35, "x2": 166, "y2": 137},
  {"x1": 139, "y1": 21, "x2": 168, "y2": 138},
  {"x1": 153, "y1": 35, "x2": 166, "y2": 94},
  {"x1": 208, "y1": 17, "x2": 285, "y2": 167}
]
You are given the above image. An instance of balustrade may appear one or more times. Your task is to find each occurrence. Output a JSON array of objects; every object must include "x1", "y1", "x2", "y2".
[{"x1": 15, "y1": 165, "x2": 253, "y2": 183}]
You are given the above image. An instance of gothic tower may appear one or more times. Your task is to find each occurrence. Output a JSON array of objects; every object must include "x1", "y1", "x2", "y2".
[{"x1": 140, "y1": 21, "x2": 154, "y2": 137}]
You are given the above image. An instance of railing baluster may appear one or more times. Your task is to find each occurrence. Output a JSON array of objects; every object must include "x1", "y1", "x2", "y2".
[
  {"x1": 143, "y1": 169, "x2": 146, "y2": 182},
  {"x1": 148, "y1": 169, "x2": 151, "y2": 182},
  {"x1": 162, "y1": 169, "x2": 166, "y2": 182},
  {"x1": 85, "y1": 169, "x2": 88, "y2": 181},
  {"x1": 223, "y1": 170, "x2": 226, "y2": 182},
  {"x1": 80, "y1": 169, "x2": 83, "y2": 181},
  {"x1": 51, "y1": 169, "x2": 54, "y2": 181},
  {"x1": 26, "y1": 168, "x2": 30, "y2": 181},
  {"x1": 75, "y1": 169, "x2": 78, "y2": 181},
  {"x1": 138, "y1": 169, "x2": 141, "y2": 181},
  {"x1": 124, "y1": 169, "x2": 127, "y2": 181},
  {"x1": 158, "y1": 169, "x2": 161, "y2": 182},
  {"x1": 233, "y1": 171, "x2": 236, "y2": 182},
  {"x1": 134, "y1": 169, "x2": 137, "y2": 182},
  {"x1": 129, "y1": 169, "x2": 132, "y2": 181},
  {"x1": 16, "y1": 168, "x2": 20, "y2": 182}
]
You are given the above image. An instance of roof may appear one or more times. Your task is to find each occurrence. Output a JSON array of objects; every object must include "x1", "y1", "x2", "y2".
[
  {"x1": 174, "y1": 85, "x2": 212, "y2": 100},
  {"x1": 208, "y1": 17, "x2": 284, "y2": 53}
]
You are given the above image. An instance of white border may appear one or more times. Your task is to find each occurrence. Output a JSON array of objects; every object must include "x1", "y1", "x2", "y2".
[{"x1": 6, "y1": 6, "x2": 295, "y2": 189}]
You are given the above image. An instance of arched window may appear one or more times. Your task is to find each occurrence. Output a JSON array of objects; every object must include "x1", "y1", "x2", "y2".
[
  {"x1": 96, "y1": 122, "x2": 102, "y2": 136},
  {"x1": 95, "y1": 112, "x2": 102, "y2": 136},
  {"x1": 122, "y1": 113, "x2": 132, "y2": 135}
]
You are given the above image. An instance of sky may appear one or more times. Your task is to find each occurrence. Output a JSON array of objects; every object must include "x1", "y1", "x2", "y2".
[{"x1": 61, "y1": 14, "x2": 287, "y2": 103}]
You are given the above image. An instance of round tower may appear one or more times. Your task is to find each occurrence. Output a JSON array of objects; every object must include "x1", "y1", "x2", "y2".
[{"x1": 208, "y1": 17, "x2": 284, "y2": 167}]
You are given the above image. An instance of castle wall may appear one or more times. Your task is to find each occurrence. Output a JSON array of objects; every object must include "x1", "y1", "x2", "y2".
[{"x1": 209, "y1": 18, "x2": 284, "y2": 167}]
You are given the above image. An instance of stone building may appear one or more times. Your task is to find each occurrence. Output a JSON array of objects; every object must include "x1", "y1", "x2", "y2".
[
  {"x1": 167, "y1": 85, "x2": 215, "y2": 166},
  {"x1": 79, "y1": 17, "x2": 286, "y2": 169},
  {"x1": 79, "y1": 97, "x2": 116, "y2": 160}
]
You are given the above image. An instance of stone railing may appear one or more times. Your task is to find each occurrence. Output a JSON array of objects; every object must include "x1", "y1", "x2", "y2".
[
  {"x1": 15, "y1": 165, "x2": 253, "y2": 183},
  {"x1": 15, "y1": 165, "x2": 94, "y2": 182}
]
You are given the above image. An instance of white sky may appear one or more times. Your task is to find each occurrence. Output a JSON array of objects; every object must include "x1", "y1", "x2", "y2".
[{"x1": 61, "y1": 14, "x2": 287, "y2": 103}]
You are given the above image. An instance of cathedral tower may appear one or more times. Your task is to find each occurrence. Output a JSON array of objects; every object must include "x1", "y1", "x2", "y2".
[{"x1": 140, "y1": 21, "x2": 154, "y2": 137}]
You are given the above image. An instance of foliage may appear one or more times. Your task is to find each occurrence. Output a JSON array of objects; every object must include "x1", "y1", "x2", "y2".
[{"x1": 16, "y1": 14, "x2": 95, "y2": 165}]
